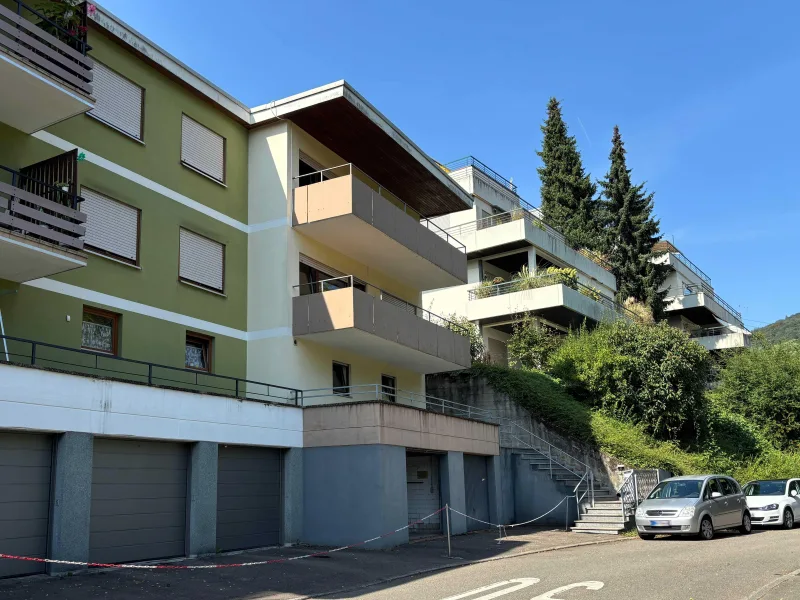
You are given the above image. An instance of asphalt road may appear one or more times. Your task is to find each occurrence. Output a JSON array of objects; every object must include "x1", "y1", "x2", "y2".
[{"x1": 331, "y1": 529, "x2": 800, "y2": 600}]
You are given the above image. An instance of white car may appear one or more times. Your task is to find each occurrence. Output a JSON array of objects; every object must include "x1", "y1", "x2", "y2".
[{"x1": 743, "y1": 479, "x2": 800, "y2": 528}]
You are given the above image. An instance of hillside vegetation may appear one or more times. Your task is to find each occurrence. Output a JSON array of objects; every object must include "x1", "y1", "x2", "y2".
[{"x1": 758, "y1": 312, "x2": 800, "y2": 343}]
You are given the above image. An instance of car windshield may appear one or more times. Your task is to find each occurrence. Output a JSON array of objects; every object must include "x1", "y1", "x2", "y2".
[
  {"x1": 647, "y1": 480, "x2": 702, "y2": 499},
  {"x1": 743, "y1": 480, "x2": 787, "y2": 496}
]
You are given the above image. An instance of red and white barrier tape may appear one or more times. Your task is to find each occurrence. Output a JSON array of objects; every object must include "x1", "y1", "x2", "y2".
[
  {"x1": 448, "y1": 495, "x2": 569, "y2": 529},
  {"x1": 0, "y1": 507, "x2": 445, "y2": 570}
]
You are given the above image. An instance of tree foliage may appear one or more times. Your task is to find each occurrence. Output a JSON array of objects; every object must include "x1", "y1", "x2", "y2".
[
  {"x1": 445, "y1": 314, "x2": 484, "y2": 363},
  {"x1": 548, "y1": 320, "x2": 711, "y2": 441},
  {"x1": 712, "y1": 341, "x2": 800, "y2": 451},
  {"x1": 536, "y1": 98, "x2": 602, "y2": 251},
  {"x1": 507, "y1": 314, "x2": 562, "y2": 371}
]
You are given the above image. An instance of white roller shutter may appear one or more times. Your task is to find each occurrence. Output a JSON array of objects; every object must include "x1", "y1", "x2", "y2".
[
  {"x1": 89, "y1": 62, "x2": 144, "y2": 139},
  {"x1": 180, "y1": 228, "x2": 224, "y2": 292},
  {"x1": 181, "y1": 115, "x2": 225, "y2": 182},
  {"x1": 80, "y1": 188, "x2": 139, "y2": 263}
]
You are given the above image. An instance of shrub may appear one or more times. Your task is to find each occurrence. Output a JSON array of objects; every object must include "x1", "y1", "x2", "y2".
[
  {"x1": 579, "y1": 285, "x2": 602, "y2": 302},
  {"x1": 507, "y1": 314, "x2": 562, "y2": 371},
  {"x1": 623, "y1": 297, "x2": 654, "y2": 324},
  {"x1": 549, "y1": 320, "x2": 712, "y2": 442},
  {"x1": 444, "y1": 314, "x2": 484, "y2": 362}
]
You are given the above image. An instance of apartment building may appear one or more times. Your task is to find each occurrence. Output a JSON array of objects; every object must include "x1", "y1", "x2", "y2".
[
  {"x1": 653, "y1": 241, "x2": 751, "y2": 350},
  {"x1": 422, "y1": 157, "x2": 626, "y2": 365},
  {"x1": 0, "y1": 1, "x2": 500, "y2": 577}
]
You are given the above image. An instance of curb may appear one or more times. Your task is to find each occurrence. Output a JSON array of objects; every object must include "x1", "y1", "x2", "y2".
[{"x1": 297, "y1": 536, "x2": 634, "y2": 599}]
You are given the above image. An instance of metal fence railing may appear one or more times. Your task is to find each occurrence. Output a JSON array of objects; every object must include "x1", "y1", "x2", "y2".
[
  {"x1": 669, "y1": 252, "x2": 712, "y2": 285},
  {"x1": 619, "y1": 470, "x2": 662, "y2": 517},
  {"x1": 293, "y1": 275, "x2": 470, "y2": 337},
  {"x1": 441, "y1": 156, "x2": 518, "y2": 194},
  {"x1": 0, "y1": 334, "x2": 302, "y2": 405},
  {"x1": 689, "y1": 325, "x2": 737, "y2": 339},
  {"x1": 668, "y1": 284, "x2": 742, "y2": 323},
  {"x1": 292, "y1": 163, "x2": 466, "y2": 254}
]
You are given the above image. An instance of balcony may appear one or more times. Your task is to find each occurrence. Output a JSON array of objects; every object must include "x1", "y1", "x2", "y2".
[
  {"x1": 689, "y1": 326, "x2": 751, "y2": 351},
  {"x1": 466, "y1": 273, "x2": 631, "y2": 329},
  {"x1": 665, "y1": 284, "x2": 743, "y2": 328},
  {"x1": 0, "y1": 162, "x2": 87, "y2": 281},
  {"x1": 292, "y1": 164, "x2": 467, "y2": 289},
  {"x1": 292, "y1": 277, "x2": 471, "y2": 373},
  {"x1": 0, "y1": 1, "x2": 94, "y2": 133}
]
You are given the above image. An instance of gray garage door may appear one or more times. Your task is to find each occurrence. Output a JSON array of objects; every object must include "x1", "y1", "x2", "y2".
[
  {"x1": 216, "y1": 445, "x2": 281, "y2": 551},
  {"x1": 0, "y1": 432, "x2": 53, "y2": 578},
  {"x1": 464, "y1": 454, "x2": 490, "y2": 532},
  {"x1": 90, "y1": 439, "x2": 188, "y2": 564}
]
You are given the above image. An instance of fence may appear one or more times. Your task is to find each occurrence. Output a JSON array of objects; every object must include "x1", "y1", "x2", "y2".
[{"x1": 619, "y1": 470, "x2": 662, "y2": 516}]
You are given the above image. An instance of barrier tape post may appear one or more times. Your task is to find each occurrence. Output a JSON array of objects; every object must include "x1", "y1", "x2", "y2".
[
  {"x1": 445, "y1": 503, "x2": 451, "y2": 558},
  {"x1": 565, "y1": 495, "x2": 569, "y2": 531}
]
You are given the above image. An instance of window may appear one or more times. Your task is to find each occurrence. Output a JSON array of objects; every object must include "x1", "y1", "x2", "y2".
[
  {"x1": 179, "y1": 228, "x2": 225, "y2": 293},
  {"x1": 332, "y1": 362, "x2": 350, "y2": 396},
  {"x1": 185, "y1": 332, "x2": 212, "y2": 372},
  {"x1": 181, "y1": 115, "x2": 225, "y2": 183},
  {"x1": 791, "y1": 481, "x2": 800, "y2": 496},
  {"x1": 381, "y1": 374, "x2": 396, "y2": 402},
  {"x1": 80, "y1": 188, "x2": 140, "y2": 265},
  {"x1": 299, "y1": 255, "x2": 365, "y2": 295},
  {"x1": 89, "y1": 62, "x2": 144, "y2": 140},
  {"x1": 705, "y1": 478, "x2": 722, "y2": 500},
  {"x1": 718, "y1": 478, "x2": 735, "y2": 496},
  {"x1": 81, "y1": 307, "x2": 119, "y2": 355},
  {"x1": 297, "y1": 151, "x2": 329, "y2": 187}
]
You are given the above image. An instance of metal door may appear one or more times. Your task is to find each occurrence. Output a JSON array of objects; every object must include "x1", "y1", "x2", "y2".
[
  {"x1": 464, "y1": 454, "x2": 490, "y2": 532},
  {"x1": 406, "y1": 454, "x2": 441, "y2": 532}
]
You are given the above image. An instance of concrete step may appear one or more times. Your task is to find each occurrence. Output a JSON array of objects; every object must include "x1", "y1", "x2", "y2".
[
  {"x1": 575, "y1": 515, "x2": 627, "y2": 524},
  {"x1": 571, "y1": 528, "x2": 624, "y2": 535},
  {"x1": 584, "y1": 508, "x2": 625, "y2": 517},
  {"x1": 572, "y1": 521, "x2": 626, "y2": 532}
]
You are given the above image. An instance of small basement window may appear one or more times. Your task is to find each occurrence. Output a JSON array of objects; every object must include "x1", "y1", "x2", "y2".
[{"x1": 185, "y1": 332, "x2": 212, "y2": 372}]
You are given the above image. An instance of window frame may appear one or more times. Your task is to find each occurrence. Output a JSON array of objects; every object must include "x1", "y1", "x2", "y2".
[
  {"x1": 80, "y1": 187, "x2": 142, "y2": 266},
  {"x1": 180, "y1": 113, "x2": 227, "y2": 184},
  {"x1": 185, "y1": 331, "x2": 213, "y2": 373},
  {"x1": 332, "y1": 361, "x2": 351, "y2": 397},
  {"x1": 178, "y1": 227, "x2": 226, "y2": 295},
  {"x1": 81, "y1": 306, "x2": 120, "y2": 356},
  {"x1": 381, "y1": 374, "x2": 396, "y2": 403},
  {"x1": 88, "y1": 60, "x2": 146, "y2": 142}
]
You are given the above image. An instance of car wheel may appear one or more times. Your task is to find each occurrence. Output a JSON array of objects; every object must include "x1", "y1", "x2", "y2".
[
  {"x1": 638, "y1": 532, "x2": 655, "y2": 541},
  {"x1": 740, "y1": 512, "x2": 752, "y2": 534},
  {"x1": 783, "y1": 509, "x2": 794, "y2": 530},
  {"x1": 699, "y1": 517, "x2": 714, "y2": 540}
]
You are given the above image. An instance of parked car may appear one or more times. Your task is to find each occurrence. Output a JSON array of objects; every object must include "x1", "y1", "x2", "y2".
[
  {"x1": 635, "y1": 475, "x2": 752, "y2": 540},
  {"x1": 743, "y1": 479, "x2": 800, "y2": 528}
]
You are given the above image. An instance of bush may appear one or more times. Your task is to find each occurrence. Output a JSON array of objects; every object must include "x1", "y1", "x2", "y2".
[
  {"x1": 444, "y1": 314, "x2": 484, "y2": 362},
  {"x1": 507, "y1": 313, "x2": 562, "y2": 371},
  {"x1": 712, "y1": 341, "x2": 800, "y2": 451},
  {"x1": 549, "y1": 320, "x2": 711, "y2": 442}
]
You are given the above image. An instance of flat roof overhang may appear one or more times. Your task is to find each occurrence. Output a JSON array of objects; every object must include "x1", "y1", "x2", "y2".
[{"x1": 252, "y1": 81, "x2": 473, "y2": 217}]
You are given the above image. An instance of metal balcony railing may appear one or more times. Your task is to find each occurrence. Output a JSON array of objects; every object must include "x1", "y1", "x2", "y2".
[
  {"x1": 668, "y1": 252, "x2": 712, "y2": 285},
  {"x1": 293, "y1": 163, "x2": 466, "y2": 254},
  {"x1": 0, "y1": 0, "x2": 93, "y2": 96},
  {"x1": 669, "y1": 284, "x2": 743, "y2": 322},
  {"x1": 0, "y1": 334, "x2": 302, "y2": 405},
  {"x1": 688, "y1": 326, "x2": 737, "y2": 339},
  {"x1": 442, "y1": 156, "x2": 518, "y2": 194},
  {"x1": 293, "y1": 275, "x2": 470, "y2": 337},
  {"x1": 0, "y1": 164, "x2": 86, "y2": 250}
]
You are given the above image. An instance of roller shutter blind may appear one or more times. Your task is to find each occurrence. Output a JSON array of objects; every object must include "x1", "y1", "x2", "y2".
[
  {"x1": 89, "y1": 62, "x2": 144, "y2": 139},
  {"x1": 181, "y1": 115, "x2": 225, "y2": 182},
  {"x1": 80, "y1": 188, "x2": 139, "y2": 263},
  {"x1": 180, "y1": 228, "x2": 224, "y2": 292}
]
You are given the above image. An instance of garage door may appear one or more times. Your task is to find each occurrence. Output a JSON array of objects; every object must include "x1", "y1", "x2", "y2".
[
  {"x1": 0, "y1": 432, "x2": 53, "y2": 578},
  {"x1": 90, "y1": 439, "x2": 188, "y2": 564},
  {"x1": 216, "y1": 445, "x2": 281, "y2": 551},
  {"x1": 464, "y1": 454, "x2": 490, "y2": 532}
]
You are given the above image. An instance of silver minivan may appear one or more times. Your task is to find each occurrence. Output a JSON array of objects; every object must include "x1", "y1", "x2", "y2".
[{"x1": 635, "y1": 475, "x2": 752, "y2": 540}]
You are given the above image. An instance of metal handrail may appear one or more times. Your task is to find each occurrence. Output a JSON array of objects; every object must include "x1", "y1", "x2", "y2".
[
  {"x1": 0, "y1": 334, "x2": 302, "y2": 405},
  {"x1": 292, "y1": 163, "x2": 466, "y2": 254},
  {"x1": 292, "y1": 275, "x2": 470, "y2": 337},
  {"x1": 0, "y1": 164, "x2": 84, "y2": 210},
  {"x1": 442, "y1": 156, "x2": 518, "y2": 194},
  {"x1": 668, "y1": 284, "x2": 742, "y2": 322},
  {"x1": 11, "y1": 0, "x2": 92, "y2": 55},
  {"x1": 669, "y1": 252, "x2": 712, "y2": 285},
  {"x1": 689, "y1": 325, "x2": 737, "y2": 339}
]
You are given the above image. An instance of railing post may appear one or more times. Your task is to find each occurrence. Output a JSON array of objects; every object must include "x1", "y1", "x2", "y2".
[
  {"x1": 147, "y1": 364, "x2": 152, "y2": 385},
  {"x1": 235, "y1": 379, "x2": 239, "y2": 398},
  {"x1": 30, "y1": 342, "x2": 36, "y2": 366},
  {"x1": 445, "y1": 503, "x2": 451, "y2": 557},
  {"x1": 633, "y1": 473, "x2": 639, "y2": 507}
]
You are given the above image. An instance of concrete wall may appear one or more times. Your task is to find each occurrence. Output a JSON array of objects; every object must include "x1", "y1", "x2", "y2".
[
  {"x1": 512, "y1": 452, "x2": 578, "y2": 527},
  {"x1": 303, "y1": 444, "x2": 408, "y2": 548}
]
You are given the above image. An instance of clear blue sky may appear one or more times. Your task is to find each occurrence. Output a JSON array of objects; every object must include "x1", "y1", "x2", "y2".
[{"x1": 101, "y1": 0, "x2": 799, "y2": 329}]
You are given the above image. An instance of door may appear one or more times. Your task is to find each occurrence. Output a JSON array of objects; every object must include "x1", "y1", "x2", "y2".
[
  {"x1": 90, "y1": 439, "x2": 188, "y2": 564},
  {"x1": 464, "y1": 455, "x2": 490, "y2": 532},
  {"x1": 216, "y1": 445, "x2": 282, "y2": 551},
  {"x1": 704, "y1": 478, "x2": 725, "y2": 528},
  {"x1": 0, "y1": 433, "x2": 53, "y2": 578},
  {"x1": 718, "y1": 478, "x2": 741, "y2": 527},
  {"x1": 406, "y1": 455, "x2": 441, "y2": 532},
  {"x1": 789, "y1": 480, "x2": 800, "y2": 517}
]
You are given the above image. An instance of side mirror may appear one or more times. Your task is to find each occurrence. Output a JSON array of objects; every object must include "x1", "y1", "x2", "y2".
[
  {"x1": 711, "y1": 491, "x2": 723, "y2": 499},
  {"x1": 791, "y1": 490, "x2": 798, "y2": 497}
]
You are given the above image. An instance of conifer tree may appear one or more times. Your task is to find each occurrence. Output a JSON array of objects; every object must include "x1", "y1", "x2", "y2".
[
  {"x1": 599, "y1": 126, "x2": 669, "y2": 319},
  {"x1": 536, "y1": 98, "x2": 601, "y2": 250}
]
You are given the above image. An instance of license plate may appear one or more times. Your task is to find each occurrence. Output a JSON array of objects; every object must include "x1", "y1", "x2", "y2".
[{"x1": 649, "y1": 520, "x2": 670, "y2": 527}]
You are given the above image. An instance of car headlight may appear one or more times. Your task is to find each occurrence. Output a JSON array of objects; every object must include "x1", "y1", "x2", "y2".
[
  {"x1": 635, "y1": 507, "x2": 645, "y2": 517},
  {"x1": 762, "y1": 504, "x2": 779, "y2": 511},
  {"x1": 678, "y1": 506, "x2": 696, "y2": 518}
]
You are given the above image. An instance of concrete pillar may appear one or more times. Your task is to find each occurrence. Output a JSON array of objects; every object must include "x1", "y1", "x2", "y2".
[
  {"x1": 48, "y1": 432, "x2": 93, "y2": 575},
  {"x1": 282, "y1": 447, "x2": 303, "y2": 544},
  {"x1": 440, "y1": 451, "x2": 466, "y2": 535},
  {"x1": 487, "y1": 454, "x2": 505, "y2": 525},
  {"x1": 528, "y1": 247, "x2": 537, "y2": 273},
  {"x1": 187, "y1": 441, "x2": 218, "y2": 557}
]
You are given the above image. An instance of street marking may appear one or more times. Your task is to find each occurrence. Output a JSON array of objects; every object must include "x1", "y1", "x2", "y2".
[
  {"x1": 530, "y1": 581, "x2": 605, "y2": 599},
  {"x1": 441, "y1": 578, "x2": 540, "y2": 600}
]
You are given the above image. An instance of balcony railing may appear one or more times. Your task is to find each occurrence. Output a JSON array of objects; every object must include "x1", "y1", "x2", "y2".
[
  {"x1": 467, "y1": 272, "x2": 636, "y2": 319},
  {"x1": 668, "y1": 252, "x2": 712, "y2": 285},
  {"x1": 443, "y1": 205, "x2": 614, "y2": 273},
  {"x1": 294, "y1": 163, "x2": 466, "y2": 254},
  {"x1": 294, "y1": 275, "x2": 470, "y2": 337},
  {"x1": 669, "y1": 284, "x2": 742, "y2": 322},
  {"x1": 442, "y1": 156, "x2": 518, "y2": 195},
  {"x1": 0, "y1": 0, "x2": 93, "y2": 96},
  {"x1": 0, "y1": 164, "x2": 86, "y2": 250},
  {"x1": 689, "y1": 326, "x2": 737, "y2": 339},
  {"x1": 0, "y1": 334, "x2": 302, "y2": 405}
]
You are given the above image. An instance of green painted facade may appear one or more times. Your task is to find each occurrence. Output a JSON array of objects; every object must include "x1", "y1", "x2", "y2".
[{"x1": 0, "y1": 23, "x2": 250, "y2": 378}]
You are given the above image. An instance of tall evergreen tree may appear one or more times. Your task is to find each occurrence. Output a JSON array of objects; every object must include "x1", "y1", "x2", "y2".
[
  {"x1": 599, "y1": 126, "x2": 669, "y2": 319},
  {"x1": 536, "y1": 98, "x2": 601, "y2": 250}
]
